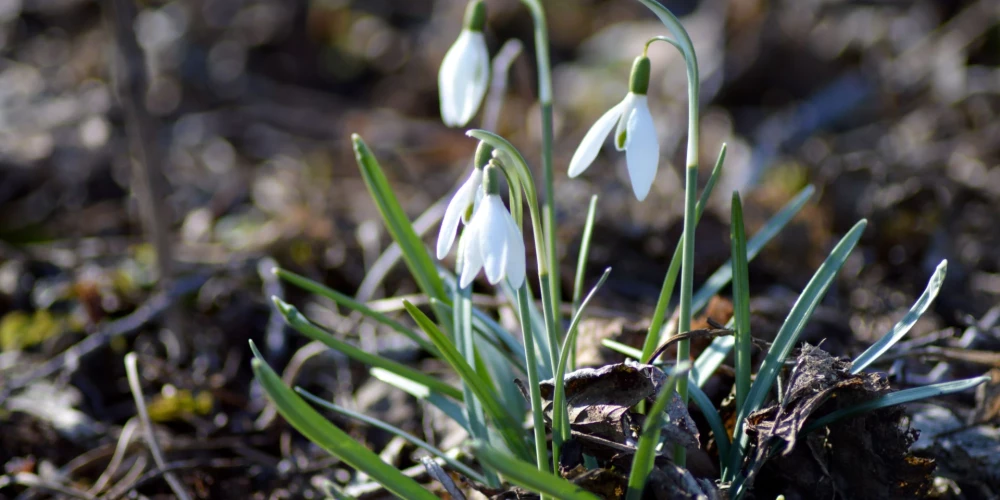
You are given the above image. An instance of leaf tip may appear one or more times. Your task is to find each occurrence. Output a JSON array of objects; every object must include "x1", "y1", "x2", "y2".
[{"x1": 249, "y1": 340, "x2": 264, "y2": 361}]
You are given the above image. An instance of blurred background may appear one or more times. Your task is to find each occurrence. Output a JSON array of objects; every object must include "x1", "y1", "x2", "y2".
[{"x1": 0, "y1": 0, "x2": 998, "y2": 497}]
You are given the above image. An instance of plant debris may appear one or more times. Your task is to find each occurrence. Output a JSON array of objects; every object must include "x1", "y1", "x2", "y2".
[{"x1": 745, "y1": 344, "x2": 935, "y2": 499}]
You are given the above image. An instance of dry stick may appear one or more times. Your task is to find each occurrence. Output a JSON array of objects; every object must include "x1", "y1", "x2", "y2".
[
  {"x1": 0, "y1": 275, "x2": 207, "y2": 404},
  {"x1": 104, "y1": 0, "x2": 174, "y2": 290},
  {"x1": 123, "y1": 353, "x2": 192, "y2": 500},
  {"x1": 89, "y1": 418, "x2": 142, "y2": 495},
  {"x1": 9, "y1": 473, "x2": 96, "y2": 500}
]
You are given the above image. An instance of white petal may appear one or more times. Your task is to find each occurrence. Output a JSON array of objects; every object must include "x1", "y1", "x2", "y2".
[
  {"x1": 479, "y1": 196, "x2": 510, "y2": 284},
  {"x1": 503, "y1": 213, "x2": 526, "y2": 289},
  {"x1": 436, "y1": 169, "x2": 482, "y2": 259},
  {"x1": 567, "y1": 100, "x2": 626, "y2": 178},
  {"x1": 458, "y1": 209, "x2": 484, "y2": 288},
  {"x1": 438, "y1": 31, "x2": 489, "y2": 127},
  {"x1": 438, "y1": 33, "x2": 466, "y2": 126},
  {"x1": 614, "y1": 93, "x2": 638, "y2": 151},
  {"x1": 457, "y1": 32, "x2": 490, "y2": 126},
  {"x1": 624, "y1": 96, "x2": 659, "y2": 202}
]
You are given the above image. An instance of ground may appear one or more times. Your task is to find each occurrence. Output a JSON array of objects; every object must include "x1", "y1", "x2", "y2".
[{"x1": 1, "y1": 0, "x2": 998, "y2": 498}]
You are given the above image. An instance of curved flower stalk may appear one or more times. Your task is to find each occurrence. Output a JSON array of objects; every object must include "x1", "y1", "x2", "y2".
[
  {"x1": 457, "y1": 162, "x2": 526, "y2": 289},
  {"x1": 437, "y1": 142, "x2": 493, "y2": 259},
  {"x1": 568, "y1": 55, "x2": 659, "y2": 201},
  {"x1": 439, "y1": 0, "x2": 490, "y2": 127}
]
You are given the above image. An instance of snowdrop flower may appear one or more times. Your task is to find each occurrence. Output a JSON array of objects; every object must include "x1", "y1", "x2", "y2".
[
  {"x1": 457, "y1": 162, "x2": 525, "y2": 289},
  {"x1": 568, "y1": 55, "x2": 660, "y2": 201},
  {"x1": 438, "y1": 0, "x2": 489, "y2": 127},
  {"x1": 436, "y1": 142, "x2": 493, "y2": 259}
]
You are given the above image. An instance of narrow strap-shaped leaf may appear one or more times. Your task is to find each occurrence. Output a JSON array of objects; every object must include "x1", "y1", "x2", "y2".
[
  {"x1": 690, "y1": 320, "x2": 735, "y2": 388},
  {"x1": 272, "y1": 297, "x2": 462, "y2": 401},
  {"x1": 731, "y1": 192, "x2": 752, "y2": 415},
  {"x1": 804, "y1": 375, "x2": 989, "y2": 433},
  {"x1": 851, "y1": 260, "x2": 948, "y2": 374},
  {"x1": 296, "y1": 387, "x2": 488, "y2": 485},
  {"x1": 552, "y1": 268, "x2": 612, "y2": 471},
  {"x1": 249, "y1": 342, "x2": 438, "y2": 500},
  {"x1": 692, "y1": 185, "x2": 816, "y2": 315},
  {"x1": 688, "y1": 382, "x2": 731, "y2": 471},
  {"x1": 641, "y1": 143, "x2": 727, "y2": 362},
  {"x1": 352, "y1": 134, "x2": 446, "y2": 301},
  {"x1": 516, "y1": 284, "x2": 551, "y2": 476},
  {"x1": 729, "y1": 219, "x2": 867, "y2": 478},
  {"x1": 502, "y1": 279, "x2": 553, "y2": 379},
  {"x1": 433, "y1": 296, "x2": 526, "y2": 373},
  {"x1": 468, "y1": 441, "x2": 601, "y2": 500},
  {"x1": 601, "y1": 339, "x2": 645, "y2": 360},
  {"x1": 370, "y1": 367, "x2": 469, "y2": 430},
  {"x1": 626, "y1": 362, "x2": 691, "y2": 500},
  {"x1": 405, "y1": 300, "x2": 532, "y2": 460},
  {"x1": 273, "y1": 268, "x2": 438, "y2": 355},
  {"x1": 571, "y1": 195, "x2": 599, "y2": 316},
  {"x1": 454, "y1": 282, "x2": 494, "y2": 485}
]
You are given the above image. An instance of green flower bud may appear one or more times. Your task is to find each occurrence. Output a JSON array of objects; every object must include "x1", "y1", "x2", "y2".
[
  {"x1": 464, "y1": 0, "x2": 487, "y2": 32},
  {"x1": 474, "y1": 141, "x2": 494, "y2": 170},
  {"x1": 628, "y1": 55, "x2": 651, "y2": 95},
  {"x1": 483, "y1": 161, "x2": 502, "y2": 195}
]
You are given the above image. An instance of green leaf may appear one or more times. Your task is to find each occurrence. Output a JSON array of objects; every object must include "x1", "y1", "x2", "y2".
[
  {"x1": 552, "y1": 268, "x2": 611, "y2": 470},
  {"x1": 601, "y1": 339, "x2": 645, "y2": 360},
  {"x1": 405, "y1": 300, "x2": 532, "y2": 460},
  {"x1": 572, "y1": 195, "x2": 599, "y2": 316},
  {"x1": 468, "y1": 441, "x2": 601, "y2": 500},
  {"x1": 730, "y1": 192, "x2": 752, "y2": 416},
  {"x1": 690, "y1": 323, "x2": 734, "y2": 388},
  {"x1": 352, "y1": 134, "x2": 446, "y2": 301},
  {"x1": 641, "y1": 143, "x2": 727, "y2": 362},
  {"x1": 626, "y1": 362, "x2": 691, "y2": 500},
  {"x1": 272, "y1": 297, "x2": 462, "y2": 401},
  {"x1": 369, "y1": 368, "x2": 469, "y2": 430},
  {"x1": 803, "y1": 375, "x2": 989, "y2": 433},
  {"x1": 851, "y1": 260, "x2": 948, "y2": 374},
  {"x1": 502, "y1": 279, "x2": 553, "y2": 379},
  {"x1": 296, "y1": 387, "x2": 488, "y2": 485},
  {"x1": 691, "y1": 185, "x2": 816, "y2": 315},
  {"x1": 453, "y1": 283, "x2": 493, "y2": 479},
  {"x1": 729, "y1": 219, "x2": 867, "y2": 478},
  {"x1": 434, "y1": 299, "x2": 526, "y2": 374},
  {"x1": 688, "y1": 382, "x2": 731, "y2": 471},
  {"x1": 516, "y1": 284, "x2": 551, "y2": 476},
  {"x1": 249, "y1": 342, "x2": 437, "y2": 500},
  {"x1": 273, "y1": 268, "x2": 438, "y2": 355}
]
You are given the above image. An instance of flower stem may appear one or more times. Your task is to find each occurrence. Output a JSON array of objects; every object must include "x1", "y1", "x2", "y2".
[
  {"x1": 520, "y1": 0, "x2": 561, "y2": 350},
  {"x1": 634, "y1": 0, "x2": 700, "y2": 468},
  {"x1": 467, "y1": 130, "x2": 560, "y2": 373},
  {"x1": 517, "y1": 283, "x2": 551, "y2": 491}
]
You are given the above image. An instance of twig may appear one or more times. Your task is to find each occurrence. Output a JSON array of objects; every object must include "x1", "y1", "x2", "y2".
[
  {"x1": 89, "y1": 418, "x2": 141, "y2": 495},
  {"x1": 0, "y1": 274, "x2": 208, "y2": 403},
  {"x1": 105, "y1": 458, "x2": 248, "y2": 500},
  {"x1": 123, "y1": 353, "x2": 192, "y2": 500},
  {"x1": 10, "y1": 472, "x2": 96, "y2": 500},
  {"x1": 104, "y1": 0, "x2": 174, "y2": 286}
]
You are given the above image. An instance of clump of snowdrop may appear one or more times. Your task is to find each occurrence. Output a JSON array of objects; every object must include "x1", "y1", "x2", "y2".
[
  {"x1": 568, "y1": 55, "x2": 660, "y2": 201},
  {"x1": 438, "y1": 0, "x2": 490, "y2": 127},
  {"x1": 455, "y1": 161, "x2": 525, "y2": 289}
]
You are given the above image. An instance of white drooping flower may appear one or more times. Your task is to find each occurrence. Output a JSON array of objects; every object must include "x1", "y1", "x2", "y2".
[
  {"x1": 457, "y1": 164, "x2": 525, "y2": 289},
  {"x1": 437, "y1": 167, "x2": 482, "y2": 259},
  {"x1": 567, "y1": 55, "x2": 660, "y2": 201},
  {"x1": 438, "y1": 0, "x2": 489, "y2": 127},
  {"x1": 437, "y1": 142, "x2": 493, "y2": 260}
]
